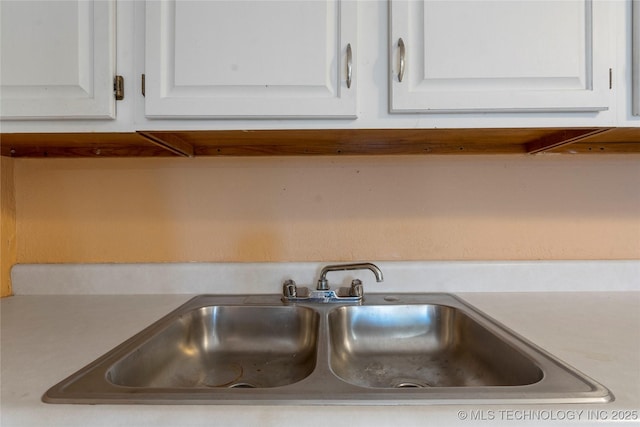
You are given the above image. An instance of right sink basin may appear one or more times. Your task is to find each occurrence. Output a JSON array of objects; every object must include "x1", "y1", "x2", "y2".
[{"x1": 328, "y1": 304, "x2": 543, "y2": 388}]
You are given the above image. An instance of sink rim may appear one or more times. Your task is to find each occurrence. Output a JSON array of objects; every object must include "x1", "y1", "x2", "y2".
[{"x1": 43, "y1": 293, "x2": 613, "y2": 405}]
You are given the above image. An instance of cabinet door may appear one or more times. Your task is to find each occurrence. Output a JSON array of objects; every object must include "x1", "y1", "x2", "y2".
[
  {"x1": 390, "y1": 0, "x2": 612, "y2": 113},
  {"x1": 633, "y1": 0, "x2": 640, "y2": 116},
  {"x1": 145, "y1": 0, "x2": 356, "y2": 118},
  {"x1": 0, "y1": 0, "x2": 116, "y2": 119}
]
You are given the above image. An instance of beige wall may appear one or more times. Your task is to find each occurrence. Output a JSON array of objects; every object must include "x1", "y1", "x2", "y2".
[
  {"x1": 1, "y1": 157, "x2": 17, "y2": 297},
  {"x1": 12, "y1": 155, "x2": 640, "y2": 267}
]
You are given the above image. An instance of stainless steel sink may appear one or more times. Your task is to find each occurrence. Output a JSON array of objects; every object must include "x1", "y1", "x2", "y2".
[
  {"x1": 328, "y1": 304, "x2": 543, "y2": 388},
  {"x1": 43, "y1": 293, "x2": 612, "y2": 405},
  {"x1": 108, "y1": 306, "x2": 319, "y2": 389}
]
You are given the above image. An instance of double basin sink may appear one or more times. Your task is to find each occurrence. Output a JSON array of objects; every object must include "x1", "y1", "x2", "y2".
[{"x1": 43, "y1": 293, "x2": 611, "y2": 404}]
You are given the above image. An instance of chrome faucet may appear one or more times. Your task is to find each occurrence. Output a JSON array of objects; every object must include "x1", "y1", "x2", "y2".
[
  {"x1": 317, "y1": 262, "x2": 383, "y2": 290},
  {"x1": 282, "y1": 262, "x2": 384, "y2": 303}
]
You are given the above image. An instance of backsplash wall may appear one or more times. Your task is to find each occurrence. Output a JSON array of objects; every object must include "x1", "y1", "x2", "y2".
[{"x1": 12, "y1": 154, "x2": 640, "y2": 267}]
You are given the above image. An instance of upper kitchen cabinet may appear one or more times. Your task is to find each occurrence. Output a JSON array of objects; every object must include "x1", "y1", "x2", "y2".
[
  {"x1": 389, "y1": 0, "x2": 613, "y2": 113},
  {"x1": 633, "y1": 0, "x2": 639, "y2": 116},
  {"x1": 0, "y1": 0, "x2": 116, "y2": 120},
  {"x1": 144, "y1": 0, "x2": 357, "y2": 118}
]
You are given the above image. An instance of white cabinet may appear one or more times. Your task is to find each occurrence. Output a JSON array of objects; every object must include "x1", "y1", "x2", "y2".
[
  {"x1": 633, "y1": 0, "x2": 640, "y2": 116},
  {"x1": 2, "y1": 0, "x2": 638, "y2": 132},
  {"x1": 0, "y1": 0, "x2": 116, "y2": 119},
  {"x1": 144, "y1": 0, "x2": 357, "y2": 118},
  {"x1": 389, "y1": 0, "x2": 613, "y2": 113}
]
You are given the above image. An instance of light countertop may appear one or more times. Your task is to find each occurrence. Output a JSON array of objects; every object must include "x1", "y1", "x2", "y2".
[{"x1": 2, "y1": 291, "x2": 639, "y2": 427}]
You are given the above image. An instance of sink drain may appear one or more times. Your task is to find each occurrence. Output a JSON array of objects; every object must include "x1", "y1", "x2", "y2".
[
  {"x1": 228, "y1": 382, "x2": 257, "y2": 389},
  {"x1": 392, "y1": 380, "x2": 430, "y2": 389},
  {"x1": 203, "y1": 364, "x2": 243, "y2": 387}
]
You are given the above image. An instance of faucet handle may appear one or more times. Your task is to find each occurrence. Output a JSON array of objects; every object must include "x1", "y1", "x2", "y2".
[
  {"x1": 349, "y1": 279, "x2": 363, "y2": 297},
  {"x1": 283, "y1": 279, "x2": 297, "y2": 298}
]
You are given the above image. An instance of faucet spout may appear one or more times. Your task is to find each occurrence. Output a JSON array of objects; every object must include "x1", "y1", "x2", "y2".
[{"x1": 317, "y1": 262, "x2": 383, "y2": 291}]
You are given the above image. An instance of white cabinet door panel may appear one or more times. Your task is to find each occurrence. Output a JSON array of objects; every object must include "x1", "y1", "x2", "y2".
[
  {"x1": 145, "y1": 0, "x2": 357, "y2": 118},
  {"x1": 0, "y1": 0, "x2": 116, "y2": 119},
  {"x1": 633, "y1": 0, "x2": 640, "y2": 116},
  {"x1": 390, "y1": 0, "x2": 612, "y2": 113}
]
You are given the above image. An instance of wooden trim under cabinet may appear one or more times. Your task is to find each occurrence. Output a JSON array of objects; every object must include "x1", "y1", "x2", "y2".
[
  {"x1": 0, "y1": 133, "x2": 173, "y2": 157},
  {"x1": 1, "y1": 128, "x2": 639, "y2": 158},
  {"x1": 546, "y1": 128, "x2": 640, "y2": 153}
]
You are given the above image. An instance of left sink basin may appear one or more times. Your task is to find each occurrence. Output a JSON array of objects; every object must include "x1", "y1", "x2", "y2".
[
  {"x1": 43, "y1": 296, "x2": 322, "y2": 403},
  {"x1": 107, "y1": 305, "x2": 319, "y2": 389}
]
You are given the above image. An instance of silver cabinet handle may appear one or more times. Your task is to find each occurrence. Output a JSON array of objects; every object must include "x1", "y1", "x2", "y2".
[
  {"x1": 346, "y1": 43, "x2": 353, "y2": 89},
  {"x1": 398, "y1": 38, "x2": 405, "y2": 82}
]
